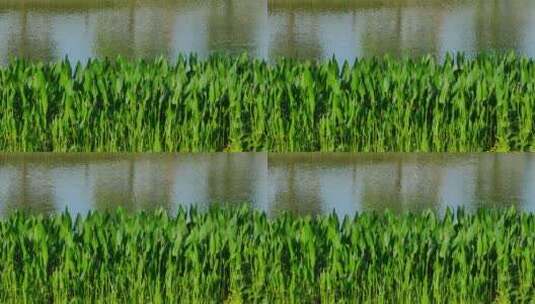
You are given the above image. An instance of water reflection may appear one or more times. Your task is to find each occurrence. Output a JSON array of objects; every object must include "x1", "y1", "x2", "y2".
[
  {"x1": 0, "y1": 153, "x2": 268, "y2": 216},
  {"x1": 1, "y1": 0, "x2": 535, "y2": 63},
  {"x1": 267, "y1": 153, "x2": 535, "y2": 217},
  {"x1": 0, "y1": 153, "x2": 534, "y2": 217}
]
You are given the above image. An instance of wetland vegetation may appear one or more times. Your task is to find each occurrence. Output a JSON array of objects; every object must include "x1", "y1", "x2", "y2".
[
  {"x1": 1, "y1": 1, "x2": 535, "y2": 302},
  {"x1": 1, "y1": 207, "x2": 535, "y2": 303},
  {"x1": 1, "y1": 54, "x2": 534, "y2": 152}
]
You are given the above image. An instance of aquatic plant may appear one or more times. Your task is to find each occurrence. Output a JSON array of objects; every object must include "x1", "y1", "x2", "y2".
[
  {"x1": 1, "y1": 207, "x2": 534, "y2": 303},
  {"x1": 1, "y1": 53, "x2": 533, "y2": 152}
]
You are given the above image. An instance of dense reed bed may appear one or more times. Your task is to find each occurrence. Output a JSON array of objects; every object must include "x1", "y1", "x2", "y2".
[
  {"x1": 1, "y1": 207, "x2": 534, "y2": 303},
  {"x1": 1, "y1": 54, "x2": 534, "y2": 152}
]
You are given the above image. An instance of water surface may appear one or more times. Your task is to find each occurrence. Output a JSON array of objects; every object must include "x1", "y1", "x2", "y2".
[
  {"x1": 1, "y1": 0, "x2": 535, "y2": 63},
  {"x1": 1, "y1": 153, "x2": 534, "y2": 217}
]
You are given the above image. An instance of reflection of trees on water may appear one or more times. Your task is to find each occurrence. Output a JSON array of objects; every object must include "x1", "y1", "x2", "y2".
[
  {"x1": 328, "y1": 4, "x2": 443, "y2": 57},
  {"x1": 133, "y1": 157, "x2": 175, "y2": 210},
  {"x1": 269, "y1": 159, "x2": 323, "y2": 216},
  {"x1": 268, "y1": 1, "x2": 442, "y2": 58},
  {"x1": 204, "y1": 153, "x2": 263, "y2": 208},
  {"x1": 205, "y1": 0, "x2": 264, "y2": 55},
  {"x1": 5, "y1": 6, "x2": 56, "y2": 61},
  {"x1": 92, "y1": 159, "x2": 137, "y2": 211},
  {"x1": 1, "y1": 0, "x2": 533, "y2": 62},
  {"x1": 360, "y1": 6, "x2": 407, "y2": 57},
  {"x1": 359, "y1": 158, "x2": 406, "y2": 213},
  {"x1": 473, "y1": 0, "x2": 526, "y2": 52},
  {"x1": 474, "y1": 154, "x2": 526, "y2": 208},
  {"x1": 92, "y1": 156, "x2": 175, "y2": 212},
  {"x1": 0, "y1": 159, "x2": 55, "y2": 216},
  {"x1": 356, "y1": 156, "x2": 443, "y2": 213},
  {"x1": 268, "y1": 155, "x2": 444, "y2": 216},
  {"x1": 1, "y1": 0, "x2": 121, "y2": 11},
  {"x1": 266, "y1": 154, "x2": 533, "y2": 215},
  {"x1": 93, "y1": 2, "x2": 175, "y2": 59},
  {"x1": 268, "y1": 10, "x2": 323, "y2": 60},
  {"x1": 268, "y1": 0, "x2": 531, "y2": 58},
  {"x1": 3, "y1": 0, "x2": 266, "y2": 60},
  {"x1": 93, "y1": 5, "x2": 135, "y2": 58},
  {"x1": 0, "y1": 154, "x2": 534, "y2": 216}
]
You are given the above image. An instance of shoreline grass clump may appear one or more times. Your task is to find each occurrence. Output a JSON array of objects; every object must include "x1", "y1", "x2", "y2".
[
  {"x1": 1, "y1": 207, "x2": 535, "y2": 303},
  {"x1": 1, "y1": 53, "x2": 534, "y2": 152}
]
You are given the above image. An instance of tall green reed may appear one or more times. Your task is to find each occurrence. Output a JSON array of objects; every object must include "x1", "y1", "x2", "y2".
[
  {"x1": 1, "y1": 207, "x2": 534, "y2": 303},
  {"x1": 1, "y1": 53, "x2": 534, "y2": 152}
]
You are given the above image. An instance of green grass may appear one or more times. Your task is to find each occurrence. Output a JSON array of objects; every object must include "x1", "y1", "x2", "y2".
[
  {"x1": 1, "y1": 207, "x2": 534, "y2": 303},
  {"x1": 1, "y1": 53, "x2": 534, "y2": 152}
]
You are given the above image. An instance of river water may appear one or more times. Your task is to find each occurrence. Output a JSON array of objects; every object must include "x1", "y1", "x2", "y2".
[
  {"x1": 1, "y1": 153, "x2": 534, "y2": 216},
  {"x1": 1, "y1": 0, "x2": 535, "y2": 63}
]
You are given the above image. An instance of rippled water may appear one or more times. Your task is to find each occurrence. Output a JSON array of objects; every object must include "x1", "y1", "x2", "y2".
[
  {"x1": 1, "y1": 153, "x2": 534, "y2": 217},
  {"x1": 1, "y1": 0, "x2": 535, "y2": 63}
]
